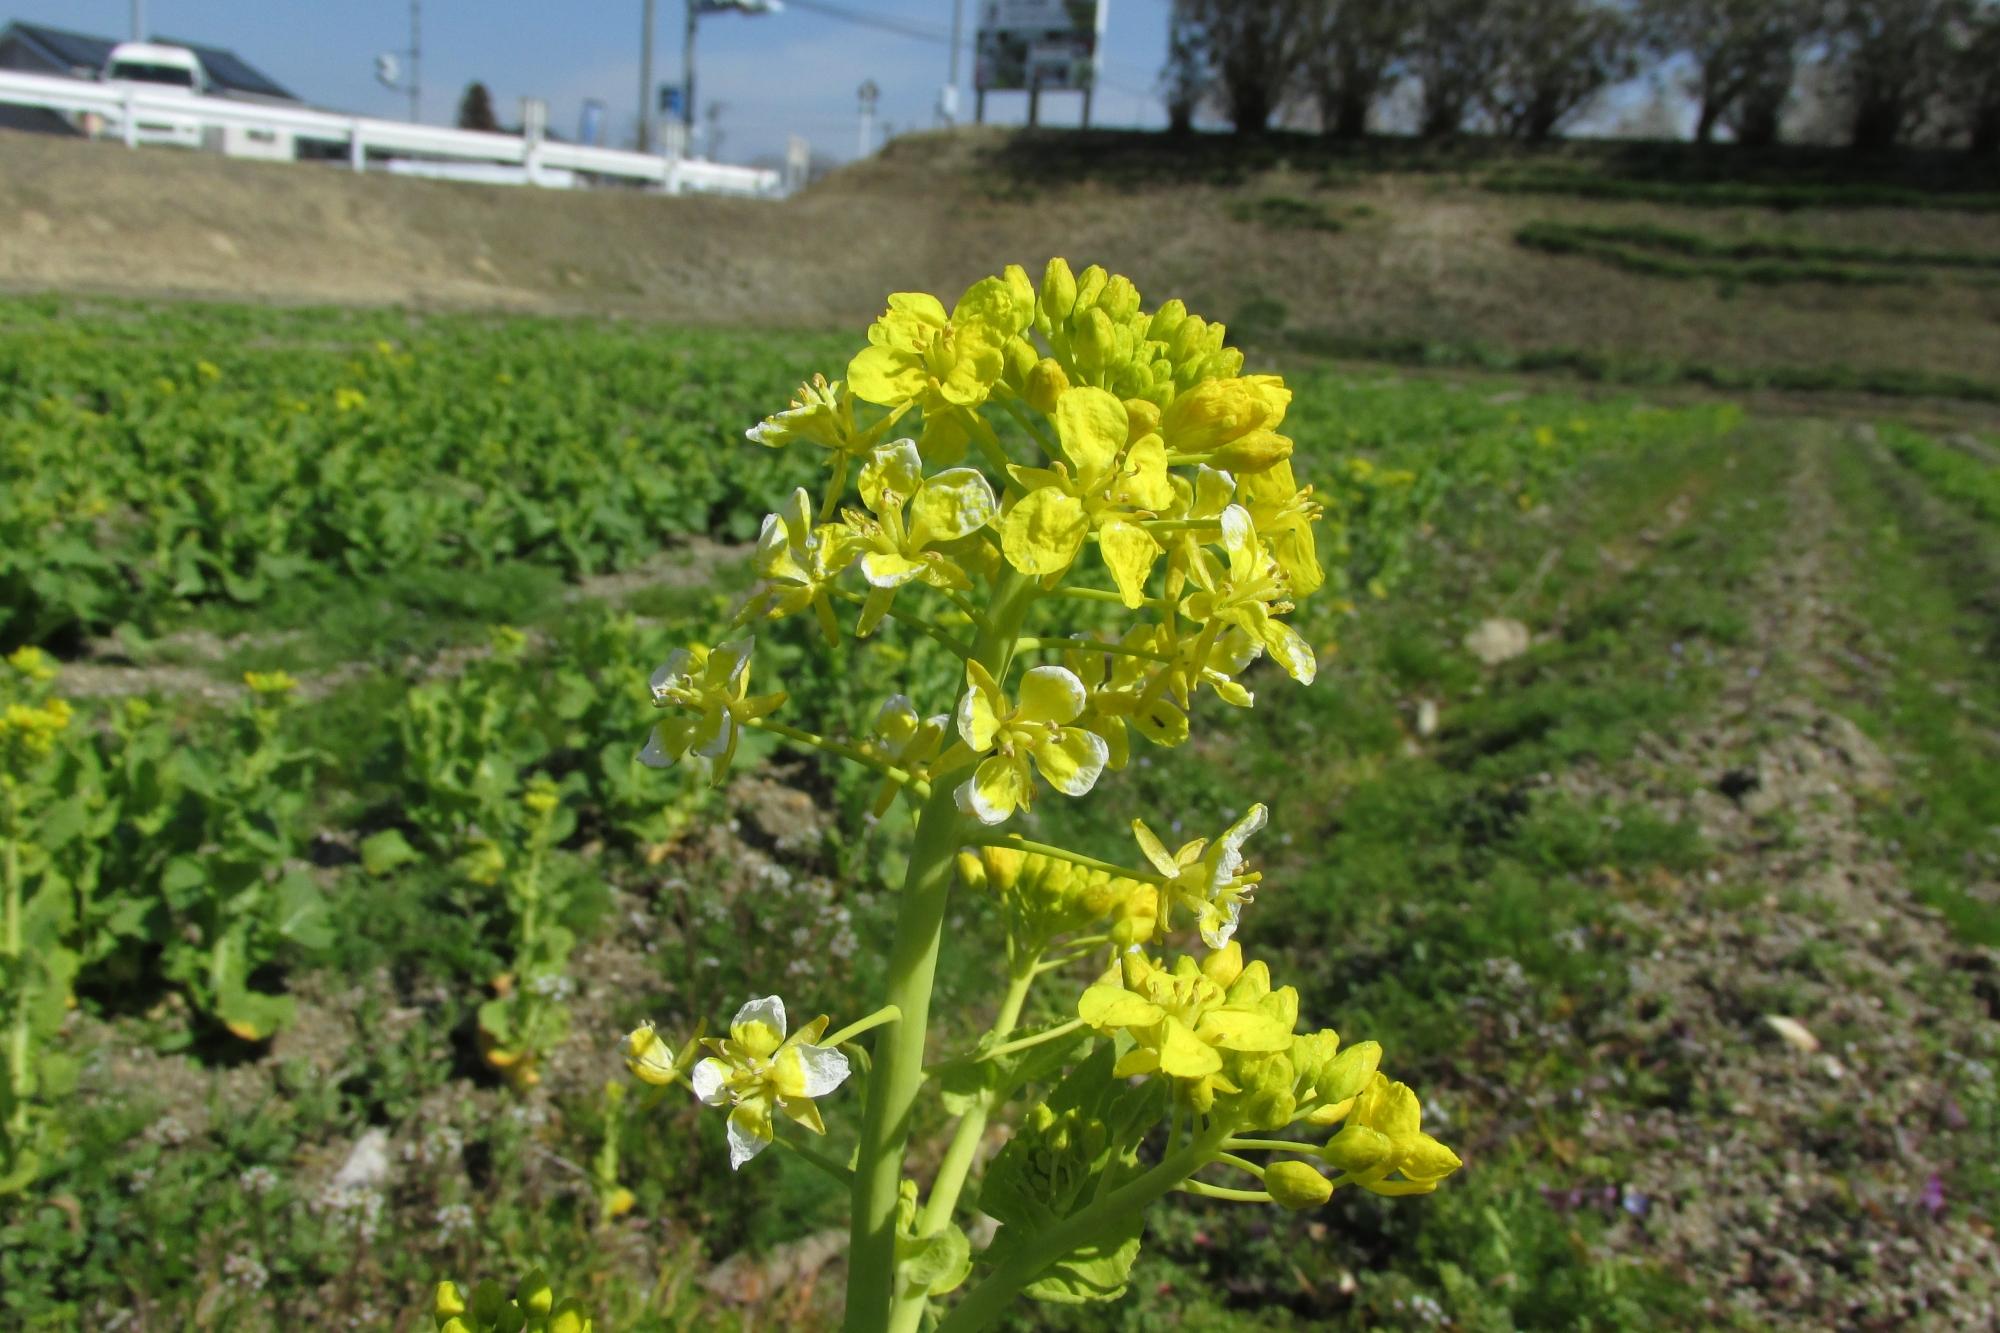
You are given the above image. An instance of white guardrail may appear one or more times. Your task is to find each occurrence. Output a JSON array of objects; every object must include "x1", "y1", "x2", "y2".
[{"x1": 0, "y1": 68, "x2": 782, "y2": 197}]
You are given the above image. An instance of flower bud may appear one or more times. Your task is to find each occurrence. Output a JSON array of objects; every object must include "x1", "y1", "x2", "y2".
[
  {"x1": 435, "y1": 1282, "x2": 469, "y2": 1322},
  {"x1": 1200, "y1": 942, "x2": 1244, "y2": 988},
  {"x1": 1074, "y1": 308, "x2": 1119, "y2": 375},
  {"x1": 516, "y1": 1269, "x2": 554, "y2": 1317},
  {"x1": 1074, "y1": 264, "x2": 1109, "y2": 314},
  {"x1": 1110, "y1": 884, "x2": 1159, "y2": 947},
  {"x1": 1168, "y1": 315, "x2": 1209, "y2": 367},
  {"x1": 1265, "y1": 1159, "x2": 1335, "y2": 1210},
  {"x1": 1098, "y1": 273, "x2": 1141, "y2": 322},
  {"x1": 1026, "y1": 358, "x2": 1070, "y2": 415},
  {"x1": 1203, "y1": 347, "x2": 1245, "y2": 382},
  {"x1": 625, "y1": 1022, "x2": 680, "y2": 1086},
  {"x1": 470, "y1": 1280, "x2": 510, "y2": 1328},
  {"x1": 1323, "y1": 1123, "x2": 1394, "y2": 1174},
  {"x1": 1122, "y1": 398, "x2": 1162, "y2": 442},
  {"x1": 1209, "y1": 430, "x2": 1294, "y2": 474},
  {"x1": 955, "y1": 850, "x2": 989, "y2": 892},
  {"x1": 1040, "y1": 258, "x2": 1078, "y2": 325},
  {"x1": 1002, "y1": 263, "x2": 1036, "y2": 327},
  {"x1": 1148, "y1": 298, "x2": 1188, "y2": 343},
  {"x1": 981, "y1": 846, "x2": 1025, "y2": 893},
  {"x1": 1001, "y1": 334, "x2": 1039, "y2": 393},
  {"x1": 1316, "y1": 1040, "x2": 1381, "y2": 1106}
]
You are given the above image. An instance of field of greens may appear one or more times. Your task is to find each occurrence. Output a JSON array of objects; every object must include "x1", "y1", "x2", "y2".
[{"x1": 2, "y1": 294, "x2": 1997, "y2": 1330}]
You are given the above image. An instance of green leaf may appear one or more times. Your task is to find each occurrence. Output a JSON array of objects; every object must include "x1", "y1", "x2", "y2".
[
  {"x1": 979, "y1": 1045, "x2": 1165, "y2": 1305},
  {"x1": 899, "y1": 1222, "x2": 973, "y2": 1297},
  {"x1": 214, "y1": 983, "x2": 294, "y2": 1041},
  {"x1": 935, "y1": 1019, "x2": 1091, "y2": 1117},
  {"x1": 271, "y1": 872, "x2": 333, "y2": 951},
  {"x1": 359, "y1": 827, "x2": 421, "y2": 876}
]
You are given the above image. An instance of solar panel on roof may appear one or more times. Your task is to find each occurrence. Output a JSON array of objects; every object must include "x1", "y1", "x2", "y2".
[
  {"x1": 164, "y1": 40, "x2": 298, "y2": 100},
  {"x1": 13, "y1": 23, "x2": 115, "y2": 73}
]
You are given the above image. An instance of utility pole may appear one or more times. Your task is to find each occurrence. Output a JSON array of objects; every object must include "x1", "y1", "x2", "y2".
[
  {"x1": 683, "y1": 0, "x2": 698, "y2": 148},
  {"x1": 639, "y1": 0, "x2": 656, "y2": 151},
  {"x1": 858, "y1": 78, "x2": 879, "y2": 158},
  {"x1": 941, "y1": 0, "x2": 964, "y2": 125},
  {"x1": 408, "y1": 0, "x2": 421, "y2": 123},
  {"x1": 130, "y1": 0, "x2": 143, "y2": 40}
]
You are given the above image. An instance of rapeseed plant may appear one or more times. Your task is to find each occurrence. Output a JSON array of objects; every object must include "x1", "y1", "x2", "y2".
[{"x1": 611, "y1": 261, "x2": 1459, "y2": 1331}]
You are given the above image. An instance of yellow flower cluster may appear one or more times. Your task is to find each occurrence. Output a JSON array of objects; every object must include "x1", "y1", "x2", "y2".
[
  {"x1": 0, "y1": 697, "x2": 71, "y2": 765},
  {"x1": 1080, "y1": 942, "x2": 1461, "y2": 1201},
  {"x1": 626, "y1": 261, "x2": 1459, "y2": 1254}
]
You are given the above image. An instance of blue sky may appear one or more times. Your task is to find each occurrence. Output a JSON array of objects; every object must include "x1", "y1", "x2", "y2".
[{"x1": 9, "y1": 1, "x2": 1176, "y2": 164}]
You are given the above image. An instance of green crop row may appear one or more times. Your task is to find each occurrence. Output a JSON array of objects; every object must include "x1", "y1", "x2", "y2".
[
  {"x1": 1287, "y1": 330, "x2": 2000, "y2": 405},
  {"x1": 0, "y1": 301, "x2": 839, "y2": 650},
  {"x1": 1513, "y1": 219, "x2": 2000, "y2": 287},
  {"x1": 1878, "y1": 423, "x2": 2000, "y2": 525},
  {"x1": 1520, "y1": 218, "x2": 2000, "y2": 271},
  {"x1": 1486, "y1": 170, "x2": 2000, "y2": 213}
]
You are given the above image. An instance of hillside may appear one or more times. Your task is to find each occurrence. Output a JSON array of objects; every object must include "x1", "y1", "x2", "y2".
[{"x1": 3, "y1": 126, "x2": 1999, "y2": 394}]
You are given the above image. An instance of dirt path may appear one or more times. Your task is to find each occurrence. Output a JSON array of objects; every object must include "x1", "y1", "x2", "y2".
[{"x1": 1554, "y1": 427, "x2": 2000, "y2": 1329}]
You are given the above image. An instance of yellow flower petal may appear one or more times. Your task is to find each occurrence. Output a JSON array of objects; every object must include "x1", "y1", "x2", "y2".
[
  {"x1": 1001, "y1": 487, "x2": 1088, "y2": 577},
  {"x1": 1097, "y1": 519, "x2": 1162, "y2": 609},
  {"x1": 1078, "y1": 983, "x2": 1167, "y2": 1029}
]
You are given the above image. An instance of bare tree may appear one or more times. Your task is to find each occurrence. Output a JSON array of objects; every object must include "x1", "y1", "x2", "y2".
[
  {"x1": 1955, "y1": 1, "x2": 2000, "y2": 152},
  {"x1": 1405, "y1": 0, "x2": 1504, "y2": 136},
  {"x1": 1173, "y1": 0, "x2": 1311, "y2": 133},
  {"x1": 1484, "y1": 0, "x2": 1637, "y2": 142},
  {"x1": 1827, "y1": 0, "x2": 1973, "y2": 148},
  {"x1": 1299, "y1": 0, "x2": 1410, "y2": 139},
  {"x1": 1161, "y1": 0, "x2": 1204, "y2": 134},
  {"x1": 1642, "y1": 0, "x2": 1825, "y2": 144}
]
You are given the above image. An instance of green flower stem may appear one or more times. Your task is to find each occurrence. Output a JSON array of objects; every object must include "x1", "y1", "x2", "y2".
[
  {"x1": 772, "y1": 1131, "x2": 856, "y2": 1184},
  {"x1": 845, "y1": 569, "x2": 1039, "y2": 1333},
  {"x1": 1053, "y1": 585, "x2": 1171, "y2": 609},
  {"x1": 966, "y1": 832, "x2": 1165, "y2": 886},
  {"x1": 936, "y1": 588, "x2": 990, "y2": 636},
  {"x1": 743, "y1": 717, "x2": 930, "y2": 798},
  {"x1": 1221, "y1": 1136, "x2": 1320, "y2": 1155},
  {"x1": 1177, "y1": 1180, "x2": 1271, "y2": 1203},
  {"x1": 820, "y1": 455, "x2": 852, "y2": 524},
  {"x1": 932, "y1": 1127, "x2": 1231, "y2": 1333},
  {"x1": 1013, "y1": 636, "x2": 1174, "y2": 664},
  {"x1": 977, "y1": 1018, "x2": 1084, "y2": 1061},
  {"x1": 998, "y1": 397, "x2": 1059, "y2": 460},
  {"x1": 2, "y1": 781, "x2": 26, "y2": 1141},
  {"x1": 910, "y1": 959, "x2": 1038, "y2": 1244},
  {"x1": 1215, "y1": 1152, "x2": 1267, "y2": 1179},
  {"x1": 822, "y1": 1004, "x2": 902, "y2": 1049},
  {"x1": 964, "y1": 409, "x2": 1017, "y2": 477},
  {"x1": 829, "y1": 590, "x2": 974, "y2": 659}
]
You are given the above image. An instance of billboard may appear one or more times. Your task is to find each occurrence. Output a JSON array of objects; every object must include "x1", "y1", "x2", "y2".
[{"x1": 974, "y1": 0, "x2": 1102, "y2": 93}]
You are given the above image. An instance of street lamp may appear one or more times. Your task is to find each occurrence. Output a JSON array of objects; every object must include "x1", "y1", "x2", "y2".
[
  {"x1": 858, "y1": 78, "x2": 879, "y2": 158},
  {"x1": 641, "y1": 0, "x2": 780, "y2": 156},
  {"x1": 687, "y1": 0, "x2": 783, "y2": 151}
]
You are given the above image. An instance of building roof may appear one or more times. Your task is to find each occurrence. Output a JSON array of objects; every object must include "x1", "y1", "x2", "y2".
[{"x1": 0, "y1": 21, "x2": 298, "y2": 101}]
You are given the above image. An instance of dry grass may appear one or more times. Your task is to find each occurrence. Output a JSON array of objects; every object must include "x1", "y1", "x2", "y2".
[{"x1": 3, "y1": 126, "x2": 1999, "y2": 385}]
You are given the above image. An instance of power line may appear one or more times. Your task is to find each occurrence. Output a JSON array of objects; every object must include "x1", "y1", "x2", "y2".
[{"x1": 781, "y1": 0, "x2": 956, "y2": 45}]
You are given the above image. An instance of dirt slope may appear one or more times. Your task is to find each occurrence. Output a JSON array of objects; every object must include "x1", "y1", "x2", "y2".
[{"x1": 3, "y1": 126, "x2": 1999, "y2": 385}]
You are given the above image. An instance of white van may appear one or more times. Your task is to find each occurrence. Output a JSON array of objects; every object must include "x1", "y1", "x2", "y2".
[{"x1": 99, "y1": 42, "x2": 208, "y2": 148}]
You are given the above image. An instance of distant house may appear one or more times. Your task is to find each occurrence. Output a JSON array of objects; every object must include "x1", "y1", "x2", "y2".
[
  {"x1": 0, "y1": 20, "x2": 305, "y2": 156},
  {"x1": 0, "y1": 21, "x2": 299, "y2": 103}
]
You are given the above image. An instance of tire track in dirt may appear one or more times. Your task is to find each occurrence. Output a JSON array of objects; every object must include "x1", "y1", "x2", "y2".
[{"x1": 1555, "y1": 427, "x2": 2000, "y2": 1329}]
